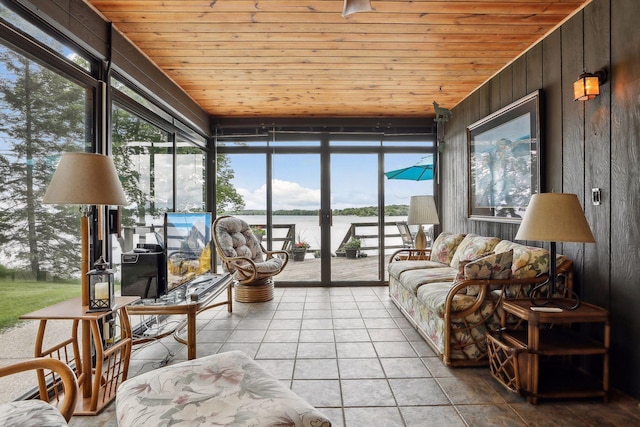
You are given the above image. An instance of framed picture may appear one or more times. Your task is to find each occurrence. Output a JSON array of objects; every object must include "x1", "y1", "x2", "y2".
[{"x1": 467, "y1": 90, "x2": 543, "y2": 223}]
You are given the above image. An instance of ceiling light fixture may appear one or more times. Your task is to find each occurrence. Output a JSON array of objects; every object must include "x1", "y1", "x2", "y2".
[{"x1": 343, "y1": 0, "x2": 373, "y2": 16}]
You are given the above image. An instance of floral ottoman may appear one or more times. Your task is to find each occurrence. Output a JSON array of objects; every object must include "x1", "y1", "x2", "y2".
[{"x1": 116, "y1": 351, "x2": 332, "y2": 427}]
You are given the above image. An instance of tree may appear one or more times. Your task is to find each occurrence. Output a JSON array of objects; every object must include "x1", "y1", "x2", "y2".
[
  {"x1": 215, "y1": 153, "x2": 244, "y2": 214},
  {"x1": 0, "y1": 47, "x2": 85, "y2": 279}
]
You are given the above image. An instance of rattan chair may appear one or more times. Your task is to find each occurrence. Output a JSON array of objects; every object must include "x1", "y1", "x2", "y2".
[
  {"x1": 0, "y1": 358, "x2": 78, "y2": 425},
  {"x1": 213, "y1": 215, "x2": 288, "y2": 302}
]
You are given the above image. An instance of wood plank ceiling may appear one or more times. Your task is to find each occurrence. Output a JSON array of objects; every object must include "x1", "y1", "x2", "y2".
[{"x1": 86, "y1": 0, "x2": 589, "y2": 118}]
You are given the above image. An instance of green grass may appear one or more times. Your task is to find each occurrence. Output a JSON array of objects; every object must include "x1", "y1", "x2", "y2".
[{"x1": 0, "y1": 279, "x2": 81, "y2": 331}]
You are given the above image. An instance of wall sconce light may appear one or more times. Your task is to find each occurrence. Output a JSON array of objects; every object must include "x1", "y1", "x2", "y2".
[{"x1": 573, "y1": 69, "x2": 607, "y2": 101}]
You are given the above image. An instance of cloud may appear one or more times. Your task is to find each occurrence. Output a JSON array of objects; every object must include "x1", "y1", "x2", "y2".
[{"x1": 238, "y1": 179, "x2": 320, "y2": 210}]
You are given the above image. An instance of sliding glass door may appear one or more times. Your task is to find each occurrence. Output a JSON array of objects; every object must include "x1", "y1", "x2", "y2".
[
  {"x1": 272, "y1": 153, "x2": 321, "y2": 282},
  {"x1": 215, "y1": 130, "x2": 435, "y2": 286},
  {"x1": 330, "y1": 153, "x2": 381, "y2": 282}
]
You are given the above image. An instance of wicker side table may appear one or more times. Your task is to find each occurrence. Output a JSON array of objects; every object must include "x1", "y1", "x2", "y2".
[{"x1": 489, "y1": 298, "x2": 609, "y2": 404}]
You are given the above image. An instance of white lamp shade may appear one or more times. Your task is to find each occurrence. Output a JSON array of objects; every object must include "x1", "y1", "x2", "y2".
[
  {"x1": 43, "y1": 152, "x2": 127, "y2": 206},
  {"x1": 515, "y1": 193, "x2": 595, "y2": 243},
  {"x1": 343, "y1": 0, "x2": 373, "y2": 16},
  {"x1": 407, "y1": 195, "x2": 440, "y2": 225}
]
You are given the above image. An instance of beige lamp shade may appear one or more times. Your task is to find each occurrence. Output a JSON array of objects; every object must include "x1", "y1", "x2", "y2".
[
  {"x1": 43, "y1": 152, "x2": 127, "y2": 206},
  {"x1": 407, "y1": 195, "x2": 439, "y2": 250},
  {"x1": 407, "y1": 195, "x2": 440, "y2": 226},
  {"x1": 515, "y1": 193, "x2": 595, "y2": 243},
  {"x1": 343, "y1": 0, "x2": 373, "y2": 16}
]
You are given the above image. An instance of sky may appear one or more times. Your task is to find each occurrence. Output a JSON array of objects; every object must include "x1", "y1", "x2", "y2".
[{"x1": 226, "y1": 152, "x2": 435, "y2": 211}]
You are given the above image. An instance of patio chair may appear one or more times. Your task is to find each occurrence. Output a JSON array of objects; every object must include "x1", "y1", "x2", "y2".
[
  {"x1": 213, "y1": 215, "x2": 289, "y2": 302},
  {"x1": 0, "y1": 358, "x2": 78, "y2": 426},
  {"x1": 396, "y1": 221, "x2": 414, "y2": 248}
]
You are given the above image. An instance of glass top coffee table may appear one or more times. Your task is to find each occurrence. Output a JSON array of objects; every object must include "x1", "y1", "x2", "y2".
[{"x1": 126, "y1": 272, "x2": 232, "y2": 360}]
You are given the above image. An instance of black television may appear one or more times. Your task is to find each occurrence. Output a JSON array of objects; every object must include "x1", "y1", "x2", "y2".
[{"x1": 164, "y1": 212, "x2": 213, "y2": 293}]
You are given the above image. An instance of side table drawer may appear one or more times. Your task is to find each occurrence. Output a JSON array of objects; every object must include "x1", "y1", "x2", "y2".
[{"x1": 487, "y1": 332, "x2": 528, "y2": 396}]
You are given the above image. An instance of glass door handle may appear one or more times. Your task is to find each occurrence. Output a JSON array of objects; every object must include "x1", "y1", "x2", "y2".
[{"x1": 319, "y1": 210, "x2": 332, "y2": 226}]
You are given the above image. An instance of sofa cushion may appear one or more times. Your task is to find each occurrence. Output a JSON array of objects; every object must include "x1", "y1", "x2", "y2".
[
  {"x1": 463, "y1": 250, "x2": 513, "y2": 295},
  {"x1": 388, "y1": 259, "x2": 448, "y2": 281},
  {"x1": 464, "y1": 249, "x2": 513, "y2": 280},
  {"x1": 430, "y1": 232, "x2": 466, "y2": 265},
  {"x1": 116, "y1": 351, "x2": 331, "y2": 427},
  {"x1": 494, "y1": 240, "x2": 549, "y2": 279},
  {"x1": 396, "y1": 267, "x2": 458, "y2": 295},
  {"x1": 215, "y1": 216, "x2": 264, "y2": 263},
  {"x1": 454, "y1": 252, "x2": 494, "y2": 282},
  {"x1": 255, "y1": 257, "x2": 285, "y2": 274},
  {"x1": 450, "y1": 234, "x2": 501, "y2": 269},
  {"x1": 416, "y1": 282, "x2": 479, "y2": 318},
  {"x1": 0, "y1": 400, "x2": 67, "y2": 427}
]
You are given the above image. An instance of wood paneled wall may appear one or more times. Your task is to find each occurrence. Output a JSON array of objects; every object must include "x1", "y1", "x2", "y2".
[{"x1": 442, "y1": 0, "x2": 640, "y2": 399}]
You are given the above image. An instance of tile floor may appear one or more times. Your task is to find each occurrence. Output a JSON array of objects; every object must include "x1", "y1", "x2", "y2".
[{"x1": 70, "y1": 286, "x2": 640, "y2": 427}]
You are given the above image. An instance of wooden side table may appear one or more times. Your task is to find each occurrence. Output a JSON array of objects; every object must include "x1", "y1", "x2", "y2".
[
  {"x1": 20, "y1": 296, "x2": 139, "y2": 415},
  {"x1": 497, "y1": 299, "x2": 610, "y2": 404}
]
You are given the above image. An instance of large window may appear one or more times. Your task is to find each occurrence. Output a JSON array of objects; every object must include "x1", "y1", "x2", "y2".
[
  {"x1": 0, "y1": 0, "x2": 208, "y2": 309},
  {"x1": 112, "y1": 104, "x2": 173, "y2": 227},
  {"x1": 0, "y1": 30, "x2": 91, "y2": 284},
  {"x1": 176, "y1": 136, "x2": 206, "y2": 212},
  {"x1": 110, "y1": 101, "x2": 210, "y2": 272}
]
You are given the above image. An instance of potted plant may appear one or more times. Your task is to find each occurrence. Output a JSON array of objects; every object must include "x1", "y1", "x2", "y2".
[
  {"x1": 292, "y1": 239, "x2": 310, "y2": 261},
  {"x1": 250, "y1": 225, "x2": 266, "y2": 242},
  {"x1": 344, "y1": 237, "x2": 361, "y2": 259}
]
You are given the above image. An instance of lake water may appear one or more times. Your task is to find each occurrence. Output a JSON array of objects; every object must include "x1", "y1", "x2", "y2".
[{"x1": 235, "y1": 214, "x2": 414, "y2": 254}]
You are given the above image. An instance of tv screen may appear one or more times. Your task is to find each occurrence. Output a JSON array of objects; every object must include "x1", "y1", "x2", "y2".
[{"x1": 164, "y1": 212, "x2": 212, "y2": 293}]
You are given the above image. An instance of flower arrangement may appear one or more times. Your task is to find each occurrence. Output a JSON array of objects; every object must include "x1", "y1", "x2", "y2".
[
  {"x1": 295, "y1": 240, "x2": 310, "y2": 249},
  {"x1": 250, "y1": 225, "x2": 266, "y2": 237},
  {"x1": 294, "y1": 232, "x2": 310, "y2": 249}
]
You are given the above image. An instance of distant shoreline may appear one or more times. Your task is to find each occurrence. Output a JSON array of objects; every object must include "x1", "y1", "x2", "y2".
[{"x1": 225, "y1": 204, "x2": 409, "y2": 217}]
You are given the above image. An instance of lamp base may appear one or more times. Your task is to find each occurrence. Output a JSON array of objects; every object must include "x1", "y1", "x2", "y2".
[
  {"x1": 81, "y1": 214, "x2": 90, "y2": 307},
  {"x1": 414, "y1": 226, "x2": 427, "y2": 250},
  {"x1": 529, "y1": 281, "x2": 580, "y2": 310},
  {"x1": 528, "y1": 241, "x2": 579, "y2": 310}
]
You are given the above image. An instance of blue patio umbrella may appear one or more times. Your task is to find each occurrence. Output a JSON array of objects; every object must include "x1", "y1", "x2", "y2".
[{"x1": 384, "y1": 156, "x2": 434, "y2": 181}]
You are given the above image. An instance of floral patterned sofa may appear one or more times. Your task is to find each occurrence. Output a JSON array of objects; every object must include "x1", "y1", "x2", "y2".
[
  {"x1": 388, "y1": 232, "x2": 573, "y2": 367},
  {"x1": 116, "y1": 350, "x2": 332, "y2": 427}
]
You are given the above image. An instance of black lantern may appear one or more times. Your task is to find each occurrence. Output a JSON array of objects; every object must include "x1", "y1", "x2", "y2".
[{"x1": 87, "y1": 256, "x2": 114, "y2": 312}]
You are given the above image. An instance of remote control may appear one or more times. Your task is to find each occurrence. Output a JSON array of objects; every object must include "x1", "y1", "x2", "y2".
[{"x1": 530, "y1": 306, "x2": 563, "y2": 312}]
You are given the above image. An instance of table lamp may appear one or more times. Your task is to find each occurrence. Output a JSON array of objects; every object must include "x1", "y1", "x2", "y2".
[
  {"x1": 515, "y1": 193, "x2": 595, "y2": 309},
  {"x1": 407, "y1": 195, "x2": 440, "y2": 250},
  {"x1": 43, "y1": 152, "x2": 127, "y2": 307}
]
